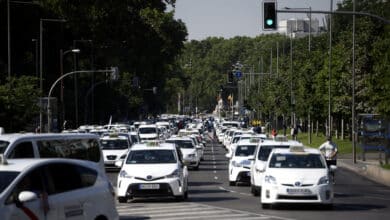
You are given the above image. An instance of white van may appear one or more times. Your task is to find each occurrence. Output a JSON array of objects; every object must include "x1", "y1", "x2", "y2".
[
  {"x1": 0, "y1": 133, "x2": 105, "y2": 170},
  {"x1": 138, "y1": 124, "x2": 159, "y2": 141}
]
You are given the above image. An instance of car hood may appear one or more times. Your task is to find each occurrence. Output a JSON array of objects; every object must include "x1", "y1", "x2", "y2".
[
  {"x1": 266, "y1": 168, "x2": 328, "y2": 184},
  {"x1": 180, "y1": 148, "x2": 196, "y2": 155},
  {"x1": 122, "y1": 164, "x2": 178, "y2": 178},
  {"x1": 102, "y1": 149, "x2": 128, "y2": 157}
]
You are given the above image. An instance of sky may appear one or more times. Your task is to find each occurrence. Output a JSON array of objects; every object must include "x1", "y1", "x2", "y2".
[{"x1": 174, "y1": 0, "x2": 341, "y2": 41}]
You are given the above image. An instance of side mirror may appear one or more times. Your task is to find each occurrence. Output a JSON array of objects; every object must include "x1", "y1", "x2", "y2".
[
  {"x1": 256, "y1": 163, "x2": 266, "y2": 172},
  {"x1": 115, "y1": 160, "x2": 124, "y2": 168},
  {"x1": 225, "y1": 153, "x2": 232, "y2": 159},
  {"x1": 18, "y1": 191, "x2": 38, "y2": 203}
]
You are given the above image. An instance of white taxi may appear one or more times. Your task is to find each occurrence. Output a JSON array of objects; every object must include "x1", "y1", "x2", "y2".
[
  {"x1": 0, "y1": 156, "x2": 118, "y2": 220},
  {"x1": 166, "y1": 136, "x2": 201, "y2": 170},
  {"x1": 260, "y1": 146, "x2": 335, "y2": 209},
  {"x1": 100, "y1": 134, "x2": 131, "y2": 169},
  {"x1": 250, "y1": 137, "x2": 302, "y2": 196},
  {"x1": 228, "y1": 139, "x2": 258, "y2": 186},
  {"x1": 116, "y1": 142, "x2": 188, "y2": 202}
]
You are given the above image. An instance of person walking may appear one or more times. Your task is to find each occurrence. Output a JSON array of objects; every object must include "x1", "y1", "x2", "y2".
[{"x1": 319, "y1": 136, "x2": 338, "y2": 183}]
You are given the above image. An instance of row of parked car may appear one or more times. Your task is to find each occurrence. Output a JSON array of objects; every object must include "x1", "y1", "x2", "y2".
[{"x1": 215, "y1": 120, "x2": 336, "y2": 209}]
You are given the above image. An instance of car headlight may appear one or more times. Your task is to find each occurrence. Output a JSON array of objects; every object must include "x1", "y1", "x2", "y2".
[
  {"x1": 318, "y1": 176, "x2": 329, "y2": 185},
  {"x1": 187, "y1": 154, "x2": 196, "y2": 158},
  {"x1": 119, "y1": 170, "x2": 133, "y2": 179},
  {"x1": 232, "y1": 161, "x2": 242, "y2": 167},
  {"x1": 264, "y1": 175, "x2": 277, "y2": 185},
  {"x1": 166, "y1": 169, "x2": 180, "y2": 179},
  {"x1": 120, "y1": 154, "x2": 127, "y2": 159}
]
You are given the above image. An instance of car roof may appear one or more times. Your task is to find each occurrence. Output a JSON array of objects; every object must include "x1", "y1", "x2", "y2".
[
  {"x1": 0, "y1": 158, "x2": 99, "y2": 173},
  {"x1": 236, "y1": 139, "x2": 260, "y2": 146},
  {"x1": 130, "y1": 142, "x2": 176, "y2": 151},
  {"x1": 258, "y1": 139, "x2": 303, "y2": 146},
  {"x1": 0, "y1": 133, "x2": 99, "y2": 143},
  {"x1": 100, "y1": 135, "x2": 128, "y2": 140},
  {"x1": 271, "y1": 147, "x2": 321, "y2": 155},
  {"x1": 166, "y1": 136, "x2": 193, "y2": 141}
]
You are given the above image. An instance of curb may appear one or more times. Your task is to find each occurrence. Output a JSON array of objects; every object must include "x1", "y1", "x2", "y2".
[{"x1": 338, "y1": 159, "x2": 390, "y2": 187}]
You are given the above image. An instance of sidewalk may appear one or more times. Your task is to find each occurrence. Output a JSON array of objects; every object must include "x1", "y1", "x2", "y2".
[{"x1": 338, "y1": 153, "x2": 390, "y2": 187}]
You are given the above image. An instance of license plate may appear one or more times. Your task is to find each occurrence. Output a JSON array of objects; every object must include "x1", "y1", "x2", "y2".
[
  {"x1": 286, "y1": 188, "x2": 312, "y2": 195},
  {"x1": 139, "y1": 184, "x2": 160, "y2": 190}
]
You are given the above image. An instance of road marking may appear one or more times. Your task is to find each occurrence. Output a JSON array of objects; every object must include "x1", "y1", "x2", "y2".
[
  {"x1": 117, "y1": 202, "x2": 293, "y2": 220},
  {"x1": 213, "y1": 166, "x2": 216, "y2": 169},
  {"x1": 214, "y1": 176, "x2": 218, "y2": 180}
]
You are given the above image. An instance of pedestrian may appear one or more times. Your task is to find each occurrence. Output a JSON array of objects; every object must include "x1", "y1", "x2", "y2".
[
  {"x1": 290, "y1": 126, "x2": 295, "y2": 140},
  {"x1": 271, "y1": 129, "x2": 277, "y2": 139},
  {"x1": 283, "y1": 123, "x2": 287, "y2": 136},
  {"x1": 319, "y1": 136, "x2": 338, "y2": 183},
  {"x1": 35, "y1": 126, "x2": 41, "y2": 133}
]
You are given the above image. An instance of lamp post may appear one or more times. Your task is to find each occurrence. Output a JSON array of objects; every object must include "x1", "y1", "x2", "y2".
[
  {"x1": 60, "y1": 48, "x2": 80, "y2": 129},
  {"x1": 39, "y1": 18, "x2": 66, "y2": 132},
  {"x1": 47, "y1": 68, "x2": 119, "y2": 132}
]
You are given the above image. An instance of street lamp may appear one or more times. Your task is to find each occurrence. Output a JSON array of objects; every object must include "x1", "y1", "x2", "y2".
[
  {"x1": 39, "y1": 18, "x2": 66, "y2": 132},
  {"x1": 60, "y1": 48, "x2": 80, "y2": 129}
]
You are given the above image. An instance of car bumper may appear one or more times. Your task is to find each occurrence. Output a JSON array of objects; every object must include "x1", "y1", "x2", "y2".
[
  {"x1": 117, "y1": 177, "x2": 185, "y2": 198},
  {"x1": 229, "y1": 166, "x2": 251, "y2": 182},
  {"x1": 261, "y1": 184, "x2": 333, "y2": 204}
]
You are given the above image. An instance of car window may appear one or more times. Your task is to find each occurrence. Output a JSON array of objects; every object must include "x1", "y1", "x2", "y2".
[
  {"x1": 166, "y1": 140, "x2": 194, "y2": 149},
  {"x1": 100, "y1": 139, "x2": 129, "y2": 150},
  {"x1": 235, "y1": 145, "x2": 257, "y2": 156},
  {"x1": 8, "y1": 141, "x2": 34, "y2": 158},
  {"x1": 37, "y1": 139, "x2": 101, "y2": 162},
  {"x1": 126, "y1": 150, "x2": 177, "y2": 164},
  {"x1": 0, "y1": 171, "x2": 19, "y2": 194},
  {"x1": 258, "y1": 145, "x2": 290, "y2": 161},
  {"x1": 269, "y1": 153, "x2": 326, "y2": 169},
  {"x1": 6, "y1": 168, "x2": 45, "y2": 204},
  {"x1": 45, "y1": 163, "x2": 98, "y2": 195},
  {"x1": 138, "y1": 127, "x2": 157, "y2": 134}
]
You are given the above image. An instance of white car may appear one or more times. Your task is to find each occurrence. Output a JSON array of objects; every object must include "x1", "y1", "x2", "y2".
[
  {"x1": 0, "y1": 156, "x2": 118, "y2": 220},
  {"x1": 260, "y1": 146, "x2": 335, "y2": 209},
  {"x1": 228, "y1": 139, "x2": 258, "y2": 186},
  {"x1": 100, "y1": 134, "x2": 131, "y2": 169},
  {"x1": 166, "y1": 136, "x2": 201, "y2": 170},
  {"x1": 138, "y1": 124, "x2": 159, "y2": 141},
  {"x1": 250, "y1": 137, "x2": 302, "y2": 196},
  {"x1": 116, "y1": 142, "x2": 188, "y2": 202}
]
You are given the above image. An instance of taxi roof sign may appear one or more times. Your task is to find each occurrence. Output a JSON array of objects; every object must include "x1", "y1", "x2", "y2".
[
  {"x1": 289, "y1": 145, "x2": 305, "y2": 152},
  {"x1": 0, "y1": 154, "x2": 8, "y2": 165}
]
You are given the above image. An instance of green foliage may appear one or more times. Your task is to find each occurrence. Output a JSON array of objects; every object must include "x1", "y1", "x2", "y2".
[{"x1": 0, "y1": 77, "x2": 40, "y2": 132}]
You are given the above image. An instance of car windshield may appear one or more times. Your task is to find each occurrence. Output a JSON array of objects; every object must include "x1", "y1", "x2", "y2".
[
  {"x1": 166, "y1": 140, "x2": 194, "y2": 149},
  {"x1": 100, "y1": 139, "x2": 129, "y2": 150},
  {"x1": 126, "y1": 150, "x2": 176, "y2": 164},
  {"x1": 258, "y1": 145, "x2": 290, "y2": 161},
  {"x1": 0, "y1": 171, "x2": 19, "y2": 193},
  {"x1": 269, "y1": 153, "x2": 326, "y2": 169},
  {"x1": 0, "y1": 141, "x2": 9, "y2": 153},
  {"x1": 235, "y1": 145, "x2": 257, "y2": 156},
  {"x1": 138, "y1": 127, "x2": 157, "y2": 134}
]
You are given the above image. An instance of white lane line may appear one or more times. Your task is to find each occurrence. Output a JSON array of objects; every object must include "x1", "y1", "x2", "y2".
[
  {"x1": 218, "y1": 186, "x2": 236, "y2": 193},
  {"x1": 213, "y1": 170, "x2": 217, "y2": 173},
  {"x1": 213, "y1": 166, "x2": 216, "y2": 169},
  {"x1": 239, "y1": 192, "x2": 252, "y2": 196},
  {"x1": 214, "y1": 176, "x2": 218, "y2": 180}
]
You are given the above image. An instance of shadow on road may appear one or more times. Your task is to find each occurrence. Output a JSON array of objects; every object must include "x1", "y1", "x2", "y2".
[{"x1": 189, "y1": 181, "x2": 222, "y2": 186}]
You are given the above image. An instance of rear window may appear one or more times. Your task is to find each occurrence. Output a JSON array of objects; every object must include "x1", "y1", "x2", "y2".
[
  {"x1": 269, "y1": 153, "x2": 326, "y2": 168},
  {"x1": 258, "y1": 145, "x2": 290, "y2": 161},
  {"x1": 37, "y1": 139, "x2": 101, "y2": 162},
  {"x1": 100, "y1": 139, "x2": 129, "y2": 150},
  {"x1": 138, "y1": 127, "x2": 157, "y2": 134},
  {"x1": 235, "y1": 145, "x2": 257, "y2": 156}
]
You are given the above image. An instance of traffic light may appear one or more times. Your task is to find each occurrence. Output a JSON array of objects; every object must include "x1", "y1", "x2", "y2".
[{"x1": 263, "y1": 0, "x2": 277, "y2": 30}]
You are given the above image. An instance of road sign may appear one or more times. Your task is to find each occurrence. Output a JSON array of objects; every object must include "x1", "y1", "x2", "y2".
[{"x1": 235, "y1": 70, "x2": 242, "y2": 78}]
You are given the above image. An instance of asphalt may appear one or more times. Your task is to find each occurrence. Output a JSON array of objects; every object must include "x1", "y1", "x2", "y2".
[{"x1": 338, "y1": 152, "x2": 390, "y2": 187}]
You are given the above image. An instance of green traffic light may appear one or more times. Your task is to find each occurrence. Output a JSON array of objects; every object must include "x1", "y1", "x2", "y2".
[{"x1": 266, "y1": 19, "x2": 274, "y2": 26}]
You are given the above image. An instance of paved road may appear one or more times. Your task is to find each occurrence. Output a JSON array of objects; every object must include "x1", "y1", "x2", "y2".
[{"x1": 107, "y1": 140, "x2": 390, "y2": 220}]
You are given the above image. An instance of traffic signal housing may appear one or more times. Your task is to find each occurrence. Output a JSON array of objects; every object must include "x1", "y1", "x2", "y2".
[{"x1": 263, "y1": 0, "x2": 277, "y2": 30}]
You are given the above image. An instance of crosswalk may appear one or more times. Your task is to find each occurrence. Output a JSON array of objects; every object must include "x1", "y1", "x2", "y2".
[{"x1": 117, "y1": 202, "x2": 291, "y2": 220}]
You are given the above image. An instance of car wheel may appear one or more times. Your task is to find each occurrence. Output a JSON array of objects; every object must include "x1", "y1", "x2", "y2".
[
  {"x1": 229, "y1": 181, "x2": 235, "y2": 186},
  {"x1": 117, "y1": 196, "x2": 127, "y2": 203},
  {"x1": 251, "y1": 185, "x2": 260, "y2": 196},
  {"x1": 262, "y1": 203, "x2": 271, "y2": 209}
]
